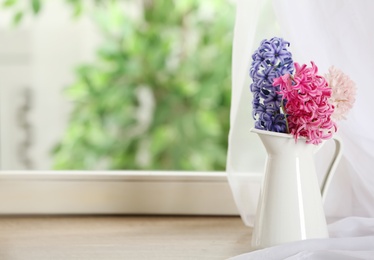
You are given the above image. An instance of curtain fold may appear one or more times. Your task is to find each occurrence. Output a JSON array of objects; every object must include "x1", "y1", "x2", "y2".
[{"x1": 227, "y1": 0, "x2": 281, "y2": 227}]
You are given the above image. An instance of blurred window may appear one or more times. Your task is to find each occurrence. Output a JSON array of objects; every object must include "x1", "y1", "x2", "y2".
[{"x1": 0, "y1": 0, "x2": 234, "y2": 171}]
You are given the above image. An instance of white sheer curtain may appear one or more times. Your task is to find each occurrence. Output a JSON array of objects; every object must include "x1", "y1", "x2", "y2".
[{"x1": 228, "y1": 0, "x2": 374, "y2": 258}]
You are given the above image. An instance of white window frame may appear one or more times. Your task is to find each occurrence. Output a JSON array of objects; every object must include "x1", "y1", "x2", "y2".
[{"x1": 0, "y1": 171, "x2": 262, "y2": 215}]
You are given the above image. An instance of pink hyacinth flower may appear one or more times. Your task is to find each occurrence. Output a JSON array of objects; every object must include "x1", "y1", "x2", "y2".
[
  {"x1": 273, "y1": 62, "x2": 337, "y2": 145},
  {"x1": 325, "y1": 66, "x2": 357, "y2": 121}
]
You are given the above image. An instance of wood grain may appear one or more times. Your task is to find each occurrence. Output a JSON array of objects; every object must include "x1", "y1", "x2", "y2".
[{"x1": 0, "y1": 216, "x2": 253, "y2": 259}]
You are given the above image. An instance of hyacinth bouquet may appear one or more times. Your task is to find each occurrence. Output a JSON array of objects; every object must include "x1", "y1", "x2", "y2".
[{"x1": 250, "y1": 37, "x2": 356, "y2": 144}]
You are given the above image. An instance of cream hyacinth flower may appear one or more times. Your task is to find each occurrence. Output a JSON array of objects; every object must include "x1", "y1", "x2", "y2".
[{"x1": 325, "y1": 66, "x2": 357, "y2": 121}]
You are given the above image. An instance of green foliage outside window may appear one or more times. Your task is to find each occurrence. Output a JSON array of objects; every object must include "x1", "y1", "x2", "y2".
[{"x1": 2, "y1": 0, "x2": 234, "y2": 171}]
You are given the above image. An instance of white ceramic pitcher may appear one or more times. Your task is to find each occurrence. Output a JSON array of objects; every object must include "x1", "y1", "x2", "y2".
[{"x1": 251, "y1": 128, "x2": 343, "y2": 249}]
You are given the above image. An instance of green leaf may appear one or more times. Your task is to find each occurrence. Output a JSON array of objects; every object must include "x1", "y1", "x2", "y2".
[
  {"x1": 72, "y1": 2, "x2": 83, "y2": 17},
  {"x1": 12, "y1": 11, "x2": 23, "y2": 25},
  {"x1": 2, "y1": 0, "x2": 17, "y2": 7},
  {"x1": 31, "y1": 0, "x2": 41, "y2": 14}
]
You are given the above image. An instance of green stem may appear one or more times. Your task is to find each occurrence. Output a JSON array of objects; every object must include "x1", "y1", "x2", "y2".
[{"x1": 281, "y1": 99, "x2": 290, "y2": 134}]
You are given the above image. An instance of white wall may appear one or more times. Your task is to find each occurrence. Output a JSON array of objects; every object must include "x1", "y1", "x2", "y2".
[
  {"x1": 0, "y1": 29, "x2": 32, "y2": 169},
  {"x1": 0, "y1": 2, "x2": 101, "y2": 170}
]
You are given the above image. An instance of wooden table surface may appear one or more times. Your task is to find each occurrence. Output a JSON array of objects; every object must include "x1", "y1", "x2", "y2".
[{"x1": 0, "y1": 216, "x2": 253, "y2": 260}]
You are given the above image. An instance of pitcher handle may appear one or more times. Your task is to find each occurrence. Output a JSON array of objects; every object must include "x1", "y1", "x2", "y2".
[{"x1": 320, "y1": 135, "x2": 343, "y2": 204}]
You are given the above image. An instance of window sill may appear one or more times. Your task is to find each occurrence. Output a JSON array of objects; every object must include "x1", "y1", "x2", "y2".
[{"x1": 0, "y1": 171, "x2": 261, "y2": 215}]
